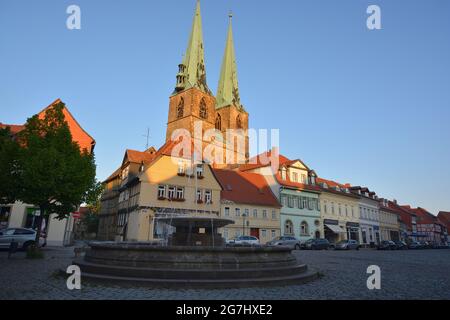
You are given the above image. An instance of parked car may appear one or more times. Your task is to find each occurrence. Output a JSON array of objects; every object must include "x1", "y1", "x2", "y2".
[
  {"x1": 226, "y1": 236, "x2": 259, "y2": 246},
  {"x1": 419, "y1": 241, "x2": 432, "y2": 249},
  {"x1": 266, "y1": 236, "x2": 302, "y2": 250},
  {"x1": 377, "y1": 240, "x2": 397, "y2": 250},
  {"x1": 393, "y1": 240, "x2": 408, "y2": 250},
  {"x1": 408, "y1": 241, "x2": 422, "y2": 249},
  {"x1": 334, "y1": 239, "x2": 360, "y2": 250},
  {"x1": 0, "y1": 228, "x2": 43, "y2": 250},
  {"x1": 301, "y1": 238, "x2": 330, "y2": 250}
]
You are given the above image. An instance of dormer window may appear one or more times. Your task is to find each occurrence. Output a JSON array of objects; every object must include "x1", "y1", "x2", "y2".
[
  {"x1": 196, "y1": 164, "x2": 204, "y2": 179},
  {"x1": 121, "y1": 166, "x2": 130, "y2": 180},
  {"x1": 281, "y1": 168, "x2": 287, "y2": 181}
]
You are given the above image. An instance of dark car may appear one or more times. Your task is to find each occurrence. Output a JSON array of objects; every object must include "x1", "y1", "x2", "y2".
[
  {"x1": 334, "y1": 239, "x2": 360, "y2": 250},
  {"x1": 419, "y1": 241, "x2": 432, "y2": 249},
  {"x1": 301, "y1": 238, "x2": 330, "y2": 250},
  {"x1": 377, "y1": 240, "x2": 397, "y2": 250},
  {"x1": 393, "y1": 240, "x2": 408, "y2": 250}
]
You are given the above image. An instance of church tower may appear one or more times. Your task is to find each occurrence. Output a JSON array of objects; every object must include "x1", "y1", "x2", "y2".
[
  {"x1": 166, "y1": 1, "x2": 249, "y2": 166},
  {"x1": 215, "y1": 13, "x2": 249, "y2": 162},
  {"x1": 166, "y1": 0, "x2": 216, "y2": 147}
]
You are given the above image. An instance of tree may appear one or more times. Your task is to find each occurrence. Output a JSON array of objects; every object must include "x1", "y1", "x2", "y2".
[
  {"x1": 16, "y1": 102, "x2": 97, "y2": 246},
  {"x1": 0, "y1": 127, "x2": 21, "y2": 204}
]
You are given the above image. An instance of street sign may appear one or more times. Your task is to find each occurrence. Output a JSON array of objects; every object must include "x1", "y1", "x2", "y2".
[{"x1": 72, "y1": 212, "x2": 81, "y2": 219}]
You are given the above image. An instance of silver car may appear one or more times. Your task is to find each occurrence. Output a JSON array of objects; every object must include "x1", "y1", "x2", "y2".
[
  {"x1": 0, "y1": 228, "x2": 40, "y2": 250},
  {"x1": 334, "y1": 239, "x2": 360, "y2": 250},
  {"x1": 267, "y1": 236, "x2": 302, "y2": 250}
]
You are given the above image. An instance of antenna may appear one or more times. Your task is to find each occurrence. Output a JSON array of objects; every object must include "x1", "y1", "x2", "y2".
[{"x1": 142, "y1": 128, "x2": 150, "y2": 150}]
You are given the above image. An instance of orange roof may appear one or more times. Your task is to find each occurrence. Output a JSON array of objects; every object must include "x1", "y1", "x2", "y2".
[
  {"x1": 274, "y1": 172, "x2": 321, "y2": 193},
  {"x1": 1, "y1": 99, "x2": 95, "y2": 154},
  {"x1": 0, "y1": 123, "x2": 25, "y2": 135},
  {"x1": 213, "y1": 169, "x2": 281, "y2": 208},
  {"x1": 124, "y1": 149, "x2": 157, "y2": 164},
  {"x1": 239, "y1": 150, "x2": 292, "y2": 172}
]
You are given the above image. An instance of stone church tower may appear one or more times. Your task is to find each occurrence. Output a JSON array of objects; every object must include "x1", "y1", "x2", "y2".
[{"x1": 165, "y1": 1, "x2": 249, "y2": 166}]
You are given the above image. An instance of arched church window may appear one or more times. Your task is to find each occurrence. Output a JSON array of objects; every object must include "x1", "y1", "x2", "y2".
[
  {"x1": 215, "y1": 114, "x2": 221, "y2": 131},
  {"x1": 199, "y1": 98, "x2": 207, "y2": 119},
  {"x1": 236, "y1": 114, "x2": 242, "y2": 129},
  {"x1": 177, "y1": 98, "x2": 184, "y2": 118}
]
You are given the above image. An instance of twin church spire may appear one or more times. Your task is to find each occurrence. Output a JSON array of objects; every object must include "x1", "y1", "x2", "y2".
[{"x1": 175, "y1": 0, "x2": 242, "y2": 110}]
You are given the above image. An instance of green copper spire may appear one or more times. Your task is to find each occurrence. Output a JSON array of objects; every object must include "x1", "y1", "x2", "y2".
[
  {"x1": 216, "y1": 13, "x2": 243, "y2": 110},
  {"x1": 175, "y1": 0, "x2": 211, "y2": 94}
]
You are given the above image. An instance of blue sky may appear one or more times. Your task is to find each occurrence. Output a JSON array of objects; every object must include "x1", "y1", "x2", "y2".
[{"x1": 1, "y1": 0, "x2": 449, "y2": 214}]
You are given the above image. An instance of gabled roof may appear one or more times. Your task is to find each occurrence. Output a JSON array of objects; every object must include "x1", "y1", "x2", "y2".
[
  {"x1": 274, "y1": 172, "x2": 321, "y2": 193},
  {"x1": 438, "y1": 211, "x2": 450, "y2": 224},
  {"x1": 316, "y1": 177, "x2": 359, "y2": 198},
  {"x1": 212, "y1": 169, "x2": 281, "y2": 208},
  {"x1": 408, "y1": 207, "x2": 438, "y2": 224},
  {"x1": 239, "y1": 150, "x2": 291, "y2": 172},
  {"x1": 103, "y1": 167, "x2": 122, "y2": 183},
  {"x1": 1, "y1": 98, "x2": 95, "y2": 153}
]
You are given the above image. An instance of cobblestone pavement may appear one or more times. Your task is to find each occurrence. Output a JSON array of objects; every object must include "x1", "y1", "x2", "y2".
[{"x1": 1, "y1": 246, "x2": 449, "y2": 300}]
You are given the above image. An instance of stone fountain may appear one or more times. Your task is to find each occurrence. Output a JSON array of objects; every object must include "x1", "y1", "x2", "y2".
[{"x1": 74, "y1": 216, "x2": 318, "y2": 288}]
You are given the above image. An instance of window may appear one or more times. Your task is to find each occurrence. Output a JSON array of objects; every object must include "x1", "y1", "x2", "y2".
[
  {"x1": 308, "y1": 198, "x2": 314, "y2": 210},
  {"x1": 121, "y1": 166, "x2": 129, "y2": 180},
  {"x1": 223, "y1": 228, "x2": 228, "y2": 239},
  {"x1": 224, "y1": 207, "x2": 230, "y2": 217},
  {"x1": 235, "y1": 208, "x2": 241, "y2": 217},
  {"x1": 196, "y1": 189, "x2": 203, "y2": 202},
  {"x1": 235, "y1": 230, "x2": 241, "y2": 237},
  {"x1": 288, "y1": 196, "x2": 294, "y2": 208},
  {"x1": 176, "y1": 187, "x2": 184, "y2": 200},
  {"x1": 331, "y1": 203, "x2": 335, "y2": 215},
  {"x1": 301, "y1": 197, "x2": 307, "y2": 209},
  {"x1": 253, "y1": 209, "x2": 258, "y2": 218},
  {"x1": 300, "y1": 221, "x2": 309, "y2": 236},
  {"x1": 158, "y1": 185, "x2": 166, "y2": 198},
  {"x1": 236, "y1": 114, "x2": 242, "y2": 128},
  {"x1": 177, "y1": 98, "x2": 184, "y2": 118},
  {"x1": 215, "y1": 114, "x2": 221, "y2": 130},
  {"x1": 301, "y1": 174, "x2": 307, "y2": 184},
  {"x1": 272, "y1": 210, "x2": 276, "y2": 220},
  {"x1": 345, "y1": 205, "x2": 348, "y2": 217},
  {"x1": 281, "y1": 195, "x2": 287, "y2": 206},
  {"x1": 338, "y1": 204, "x2": 342, "y2": 216},
  {"x1": 199, "y1": 98, "x2": 207, "y2": 119},
  {"x1": 281, "y1": 169, "x2": 287, "y2": 181},
  {"x1": 292, "y1": 172, "x2": 298, "y2": 182},
  {"x1": 178, "y1": 161, "x2": 185, "y2": 175},
  {"x1": 196, "y1": 165, "x2": 204, "y2": 178},
  {"x1": 244, "y1": 208, "x2": 249, "y2": 217},
  {"x1": 205, "y1": 190, "x2": 212, "y2": 204},
  {"x1": 284, "y1": 220, "x2": 294, "y2": 235},
  {"x1": 323, "y1": 201, "x2": 327, "y2": 213},
  {"x1": 261, "y1": 230, "x2": 267, "y2": 238},
  {"x1": 168, "y1": 186, "x2": 176, "y2": 199},
  {"x1": 271, "y1": 230, "x2": 276, "y2": 238},
  {"x1": 263, "y1": 210, "x2": 268, "y2": 219}
]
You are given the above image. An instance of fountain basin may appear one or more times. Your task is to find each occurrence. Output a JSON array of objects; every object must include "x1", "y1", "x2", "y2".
[{"x1": 74, "y1": 242, "x2": 318, "y2": 288}]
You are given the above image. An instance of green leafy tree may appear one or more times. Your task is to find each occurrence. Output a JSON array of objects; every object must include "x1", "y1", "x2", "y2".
[
  {"x1": 16, "y1": 102, "x2": 97, "y2": 245},
  {"x1": 0, "y1": 127, "x2": 21, "y2": 204}
]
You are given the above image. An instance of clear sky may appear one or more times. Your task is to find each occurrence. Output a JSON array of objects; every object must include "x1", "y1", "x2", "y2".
[{"x1": 1, "y1": 0, "x2": 449, "y2": 214}]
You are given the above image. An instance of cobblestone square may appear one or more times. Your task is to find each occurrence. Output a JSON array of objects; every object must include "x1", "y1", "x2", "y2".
[{"x1": 1, "y1": 247, "x2": 449, "y2": 300}]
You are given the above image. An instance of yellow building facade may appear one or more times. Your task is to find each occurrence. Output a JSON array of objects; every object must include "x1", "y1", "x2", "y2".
[{"x1": 317, "y1": 178, "x2": 361, "y2": 243}]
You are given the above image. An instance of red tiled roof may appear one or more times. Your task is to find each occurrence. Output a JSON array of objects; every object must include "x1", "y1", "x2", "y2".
[
  {"x1": 125, "y1": 149, "x2": 157, "y2": 164},
  {"x1": 0, "y1": 123, "x2": 25, "y2": 135},
  {"x1": 408, "y1": 207, "x2": 438, "y2": 224},
  {"x1": 239, "y1": 150, "x2": 292, "y2": 172},
  {"x1": 316, "y1": 177, "x2": 359, "y2": 198},
  {"x1": 212, "y1": 169, "x2": 281, "y2": 208},
  {"x1": 438, "y1": 211, "x2": 450, "y2": 224}
]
